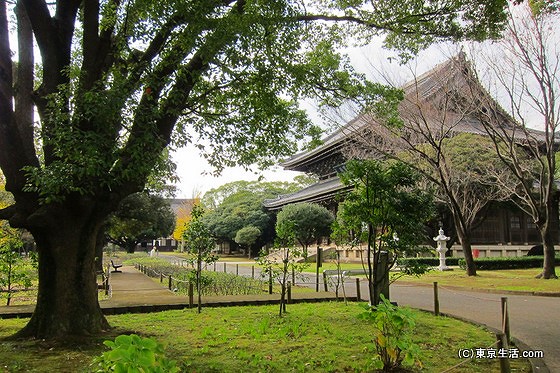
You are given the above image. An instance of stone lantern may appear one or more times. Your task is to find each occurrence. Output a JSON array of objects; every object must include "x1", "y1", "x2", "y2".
[{"x1": 433, "y1": 228, "x2": 452, "y2": 271}]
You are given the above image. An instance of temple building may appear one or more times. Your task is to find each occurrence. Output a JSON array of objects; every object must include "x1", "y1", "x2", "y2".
[{"x1": 264, "y1": 54, "x2": 558, "y2": 258}]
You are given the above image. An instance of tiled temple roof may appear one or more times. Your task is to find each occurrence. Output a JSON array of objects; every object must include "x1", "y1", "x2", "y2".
[{"x1": 263, "y1": 177, "x2": 351, "y2": 209}]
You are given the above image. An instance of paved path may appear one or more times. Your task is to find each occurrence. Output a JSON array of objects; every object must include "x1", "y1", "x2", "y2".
[
  {"x1": 388, "y1": 282, "x2": 558, "y2": 372},
  {"x1": 105, "y1": 266, "x2": 338, "y2": 310}
]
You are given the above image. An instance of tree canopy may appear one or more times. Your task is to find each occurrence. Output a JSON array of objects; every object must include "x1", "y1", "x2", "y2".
[
  {"x1": 234, "y1": 225, "x2": 261, "y2": 255},
  {"x1": 337, "y1": 159, "x2": 433, "y2": 305},
  {"x1": 202, "y1": 180, "x2": 311, "y2": 255},
  {"x1": 275, "y1": 202, "x2": 334, "y2": 252},
  {"x1": 106, "y1": 193, "x2": 176, "y2": 253}
]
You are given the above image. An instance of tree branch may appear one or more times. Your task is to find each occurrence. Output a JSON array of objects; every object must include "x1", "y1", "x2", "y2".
[
  {"x1": 15, "y1": 1, "x2": 38, "y2": 165},
  {"x1": 19, "y1": 0, "x2": 52, "y2": 59},
  {"x1": 0, "y1": 2, "x2": 37, "y2": 195},
  {"x1": 110, "y1": 4, "x2": 245, "y2": 195},
  {"x1": 81, "y1": 0, "x2": 100, "y2": 86},
  {"x1": 296, "y1": 13, "x2": 455, "y2": 37},
  {"x1": 0, "y1": 205, "x2": 17, "y2": 220}
]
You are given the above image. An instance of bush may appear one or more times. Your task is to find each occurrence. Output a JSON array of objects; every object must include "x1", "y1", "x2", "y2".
[
  {"x1": 398, "y1": 257, "x2": 462, "y2": 268},
  {"x1": 458, "y1": 256, "x2": 560, "y2": 270},
  {"x1": 91, "y1": 334, "x2": 179, "y2": 373},
  {"x1": 358, "y1": 296, "x2": 422, "y2": 371},
  {"x1": 174, "y1": 270, "x2": 265, "y2": 296},
  {"x1": 399, "y1": 255, "x2": 560, "y2": 270}
]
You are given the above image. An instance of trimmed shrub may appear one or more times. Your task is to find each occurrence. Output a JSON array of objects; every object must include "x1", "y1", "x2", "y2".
[
  {"x1": 398, "y1": 257, "x2": 462, "y2": 268},
  {"x1": 459, "y1": 256, "x2": 560, "y2": 270},
  {"x1": 399, "y1": 255, "x2": 560, "y2": 270}
]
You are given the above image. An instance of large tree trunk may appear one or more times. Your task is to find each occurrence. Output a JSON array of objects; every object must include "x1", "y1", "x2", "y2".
[
  {"x1": 538, "y1": 222, "x2": 557, "y2": 279},
  {"x1": 453, "y1": 214, "x2": 477, "y2": 276},
  {"x1": 459, "y1": 236, "x2": 477, "y2": 277},
  {"x1": 125, "y1": 242, "x2": 137, "y2": 254},
  {"x1": 14, "y1": 204, "x2": 110, "y2": 339}
]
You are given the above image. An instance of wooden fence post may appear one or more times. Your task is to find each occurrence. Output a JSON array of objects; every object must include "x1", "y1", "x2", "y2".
[
  {"x1": 223, "y1": 262, "x2": 227, "y2": 273},
  {"x1": 496, "y1": 332, "x2": 511, "y2": 373},
  {"x1": 434, "y1": 282, "x2": 440, "y2": 316},
  {"x1": 268, "y1": 270, "x2": 273, "y2": 294},
  {"x1": 251, "y1": 265, "x2": 255, "y2": 279},
  {"x1": 104, "y1": 264, "x2": 110, "y2": 296},
  {"x1": 356, "y1": 278, "x2": 361, "y2": 302},
  {"x1": 236, "y1": 264, "x2": 239, "y2": 275},
  {"x1": 188, "y1": 282, "x2": 194, "y2": 308},
  {"x1": 287, "y1": 281, "x2": 292, "y2": 304},
  {"x1": 168, "y1": 275, "x2": 172, "y2": 290},
  {"x1": 315, "y1": 248, "x2": 322, "y2": 292},
  {"x1": 501, "y1": 297, "x2": 510, "y2": 343},
  {"x1": 323, "y1": 271, "x2": 328, "y2": 292}
]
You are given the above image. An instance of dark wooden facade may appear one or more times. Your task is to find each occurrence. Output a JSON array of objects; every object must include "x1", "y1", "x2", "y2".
[{"x1": 470, "y1": 203, "x2": 558, "y2": 246}]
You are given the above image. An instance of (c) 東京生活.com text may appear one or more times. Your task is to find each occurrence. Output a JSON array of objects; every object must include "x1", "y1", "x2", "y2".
[{"x1": 458, "y1": 347, "x2": 543, "y2": 359}]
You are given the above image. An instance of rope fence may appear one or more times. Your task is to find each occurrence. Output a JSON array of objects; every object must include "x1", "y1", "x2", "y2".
[
  {"x1": 430, "y1": 281, "x2": 513, "y2": 372},
  {"x1": 134, "y1": 263, "x2": 273, "y2": 297}
]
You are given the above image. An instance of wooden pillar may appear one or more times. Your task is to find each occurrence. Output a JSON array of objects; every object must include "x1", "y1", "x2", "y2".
[
  {"x1": 287, "y1": 281, "x2": 292, "y2": 304},
  {"x1": 433, "y1": 282, "x2": 440, "y2": 316}
]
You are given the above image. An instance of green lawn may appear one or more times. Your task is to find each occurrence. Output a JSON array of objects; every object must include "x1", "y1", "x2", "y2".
[
  {"x1": 396, "y1": 268, "x2": 560, "y2": 293},
  {"x1": 0, "y1": 302, "x2": 530, "y2": 372},
  {"x1": 277, "y1": 260, "x2": 560, "y2": 294}
]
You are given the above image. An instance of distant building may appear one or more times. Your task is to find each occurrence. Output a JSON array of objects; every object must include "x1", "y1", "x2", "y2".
[{"x1": 137, "y1": 198, "x2": 196, "y2": 252}]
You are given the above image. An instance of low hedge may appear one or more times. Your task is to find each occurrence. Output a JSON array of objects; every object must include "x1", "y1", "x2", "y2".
[
  {"x1": 398, "y1": 257, "x2": 461, "y2": 267},
  {"x1": 398, "y1": 255, "x2": 560, "y2": 270}
]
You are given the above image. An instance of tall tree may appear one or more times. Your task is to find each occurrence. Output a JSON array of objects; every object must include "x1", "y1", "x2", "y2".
[
  {"x1": 202, "y1": 180, "x2": 308, "y2": 255},
  {"x1": 201, "y1": 180, "x2": 307, "y2": 210},
  {"x1": 466, "y1": 3, "x2": 559, "y2": 278},
  {"x1": 337, "y1": 160, "x2": 433, "y2": 306},
  {"x1": 348, "y1": 55, "x2": 514, "y2": 276},
  {"x1": 182, "y1": 204, "x2": 217, "y2": 314},
  {"x1": 234, "y1": 225, "x2": 261, "y2": 257},
  {"x1": 275, "y1": 202, "x2": 334, "y2": 255},
  {"x1": 106, "y1": 193, "x2": 175, "y2": 253},
  {"x1": 171, "y1": 198, "x2": 198, "y2": 247},
  {"x1": 0, "y1": 0, "x2": 510, "y2": 338}
]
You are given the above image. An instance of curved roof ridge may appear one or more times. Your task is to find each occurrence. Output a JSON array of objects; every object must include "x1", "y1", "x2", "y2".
[{"x1": 282, "y1": 53, "x2": 469, "y2": 170}]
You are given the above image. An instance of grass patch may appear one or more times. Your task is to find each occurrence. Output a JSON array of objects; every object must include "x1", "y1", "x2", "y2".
[
  {"x1": 302, "y1": 262, "x2": 366, "y2": 273},
  {"x1": 300, "y1": 260, "x2": 559, "y2": 293},
  {"x1": 0, "y1": 302, "x2": 530, "y2": 372},
  {"x1": 398, "y1": 268, "x2": 560, "y2": 293}
]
